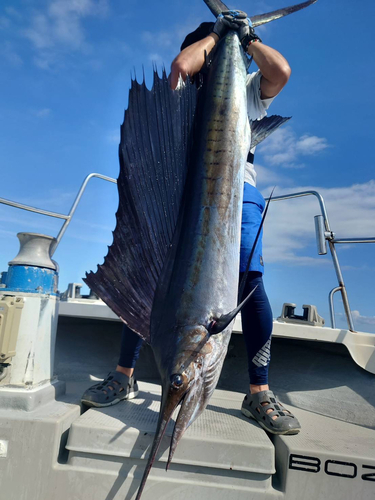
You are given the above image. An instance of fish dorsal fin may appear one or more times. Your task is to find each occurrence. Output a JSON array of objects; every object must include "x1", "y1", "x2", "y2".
[
  {"x1": 84, "y1": 70, "x2": 197, "y2": 343},
  {"x1": 250, "y1": 114, "x2": 290, "y2": 149}
]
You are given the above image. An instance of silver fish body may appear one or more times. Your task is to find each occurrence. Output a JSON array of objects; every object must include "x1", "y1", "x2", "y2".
[
  {"x1": 152, "y1": 29, "x2": 249, "y2": 433},
  {"x1": 133, "y1": 32, "x2": 251, "y2": 498}
]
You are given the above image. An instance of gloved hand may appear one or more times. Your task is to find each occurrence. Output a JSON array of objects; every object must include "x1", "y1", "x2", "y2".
[
  {"x1": 211, "y1": 13, "x2": 241, "y2": 40},
  {"x1": 221, "y1": 10, "x2": 262, "y2": 51}
]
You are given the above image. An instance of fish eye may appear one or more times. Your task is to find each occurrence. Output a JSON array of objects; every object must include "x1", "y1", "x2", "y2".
[{"x1": 170, "y1": 374, "x2": 183, "y2": 389}]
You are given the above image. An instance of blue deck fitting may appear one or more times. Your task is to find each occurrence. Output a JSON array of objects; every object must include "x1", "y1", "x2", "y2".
[{"x1": 3, "y1": 265, "x2": 58, "y2": 295}]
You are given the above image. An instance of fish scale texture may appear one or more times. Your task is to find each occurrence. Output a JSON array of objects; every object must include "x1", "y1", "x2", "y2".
[{"x1": 84, "y1": 71, "x2": 197, "y2": 341}]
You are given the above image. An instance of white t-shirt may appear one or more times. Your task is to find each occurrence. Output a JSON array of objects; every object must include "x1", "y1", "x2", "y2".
[{"x1": 245, "y1": 71, "x2": 275, "y2": 187}]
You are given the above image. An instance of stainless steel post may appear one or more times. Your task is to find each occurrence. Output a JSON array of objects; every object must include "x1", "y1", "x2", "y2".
[
  {"x1": 267, "y1": 190, "x2": 354, "y2": 331},
  {"x1": 329, "y1": 286, "x2": 342, "y2": 329}
]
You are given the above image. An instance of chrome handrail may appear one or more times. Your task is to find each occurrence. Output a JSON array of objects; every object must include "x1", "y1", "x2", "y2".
[
  {"x1": 265, "y1": 190, "x2": 375, "y2": 331},
  {"x1": 265, "y1": 190, "x2": 333, "y2": 230},
  {"x1": 0, "y1": 173, "x2": 117, "y2": 256},
  {"x1": 329, "y1": 287, "x2": 342, "y2": 329},
  {"x1": 333, "y1": 237, "x2": 375, "y2": 244},
  {"x1": 51, "y1": 173, "x2": 117, "y2": 255},
  {"x1": 0, "y1": 198, "x2": 69, "y2": 220}
]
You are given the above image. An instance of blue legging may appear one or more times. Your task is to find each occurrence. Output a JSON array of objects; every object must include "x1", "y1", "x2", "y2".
[
  {"x1": 118, "y1": 271, "x2": 272, "y2": 385},
  {"x1": 239, "y1": 271, "x2": 273, "y2": 385}
]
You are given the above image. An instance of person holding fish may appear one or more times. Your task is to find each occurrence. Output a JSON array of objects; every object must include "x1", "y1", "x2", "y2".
[{"x1": 82, "y1": 11, "x2": 301, "y2": 436}]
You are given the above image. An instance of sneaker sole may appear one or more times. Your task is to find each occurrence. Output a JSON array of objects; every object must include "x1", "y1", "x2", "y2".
[
  {"x1": 241, "y1": 407, "x2": 300, "y2": 435},
  {"x1": 82, "y1": 388, "x2": 139, "y2": 408}
]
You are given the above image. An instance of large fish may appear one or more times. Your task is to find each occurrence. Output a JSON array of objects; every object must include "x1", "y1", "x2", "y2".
[{"x1": 84, "y1": 1, "x2": 317, "y2": 498}]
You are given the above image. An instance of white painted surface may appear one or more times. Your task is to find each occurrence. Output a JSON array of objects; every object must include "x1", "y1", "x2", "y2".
[
  {"x1": 3, "y1": 292, "x2": 59, "y2": 386},
  {"x1": 0, "y1": 440, "x2": 8, "y2": 458}
]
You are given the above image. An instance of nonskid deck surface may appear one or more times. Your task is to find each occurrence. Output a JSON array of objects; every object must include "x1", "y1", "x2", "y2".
[
  {"x1": 66, "y1": 382, "x2": 277, "y2": 500},
  {"x1": 0, "y1": 379, "x2": 374, "y2": 500},
  {"x1": 67, "y1": 382, "x2": 375, "y2": 500},
  {"x1": 67, "y1": 382, "x2": 275, "y2": 474}
]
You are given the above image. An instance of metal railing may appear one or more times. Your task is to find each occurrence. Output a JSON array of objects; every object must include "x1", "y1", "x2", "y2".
[
  {"x1": 265, "y1": 190, "x2": 375, "y2": 331},
  {"x1": 1, "y1": 181, "x2": 374, "y2": 331},
  {"x1": 0, "y1": 173, "x2": 117, "y2": 257}
]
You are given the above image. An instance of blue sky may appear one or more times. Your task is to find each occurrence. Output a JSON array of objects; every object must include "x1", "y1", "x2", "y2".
[{"x1": 1, "y1": 0, "x2": 375, "y2": 333}]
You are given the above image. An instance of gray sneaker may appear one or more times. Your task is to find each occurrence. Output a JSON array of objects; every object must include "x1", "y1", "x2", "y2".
[
  {"x1": 241, "y1": 390, "x2": 301, "y2": 435},
  {"x1": 81, "y1": 371, "x2": 139, "y2": 408}
]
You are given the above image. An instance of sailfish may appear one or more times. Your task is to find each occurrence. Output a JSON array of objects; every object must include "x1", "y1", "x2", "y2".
[{"x1": 84, "y1": 0, "x2": 317, "y2": 498}]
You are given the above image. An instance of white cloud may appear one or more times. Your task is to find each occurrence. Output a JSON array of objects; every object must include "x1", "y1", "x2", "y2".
[
  {"x1": 351, "y1": 310, "x2": 375, "y2": 326},
  {"x1": 148, "y1": 52, "x2": 164, "y2": 66},
  {"x1": 254, "y1": 163, "x2": 292, "y2": 187},
  {"x1": 337, "y1": 310, "x2": 375, "y2": 333},
  {"x1": 296, "y1": 134, "x2": 328, "y2": 155},
  {"x1": 258, "y1": 126, "x2": 329, "y2": 168},
  {"x1": 262, "y1": 180, "x2": 375, "y2": 266},
  {"x1": 142, "y1": 31, "x2": 174, "y2": 49},
  {"x1": 140, "y1": 16, "x2": 206, "y2": 64},
  {"x1": 23, "y1": 14, "x2": 53, "y2": 50},
  {"x1": 22, "y1": 0, "x2": 109, "y2": 69}
]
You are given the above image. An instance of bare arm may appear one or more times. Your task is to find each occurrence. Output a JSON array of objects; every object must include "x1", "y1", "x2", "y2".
[
  {"x1": 170, "y1": 34, "x2": 219, "y2": 89},
  {"x1": 170, "y1": 29, "x2": 291, "y2": 98},
  {"x1": 247, "y1": 42, "x2": 291, "y2": 99}
]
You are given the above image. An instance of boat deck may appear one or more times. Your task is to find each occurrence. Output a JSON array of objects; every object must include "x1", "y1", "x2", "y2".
[
  {"x1": 0, "y1": 317, "x2": 374, "y2": 500},
  {"x1": 55, "y1": 317, "x2": 375, "y2": 429}
]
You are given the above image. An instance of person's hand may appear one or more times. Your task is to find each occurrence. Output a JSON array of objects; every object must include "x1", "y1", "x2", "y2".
[
  {"x1": 221, "y1": 10, "x2": 262, "y2": 52},
  {"x1": 211, "y1": 13, "x2": 241, "y2": 40}
]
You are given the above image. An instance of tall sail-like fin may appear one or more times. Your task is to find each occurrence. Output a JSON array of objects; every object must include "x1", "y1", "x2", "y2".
[
  {"x1": 250, "y1": 115, "x2": 290, "y2": 149},
  {"x1": 84, "y1": 71, "x2": 197, "y2": 342}
]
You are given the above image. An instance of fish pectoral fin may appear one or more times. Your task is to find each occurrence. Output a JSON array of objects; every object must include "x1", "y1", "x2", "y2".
[
  {"x1": 250, "y1": 115, "x2": 291, "y2": 149},
  {"x1": 209, "y1": 285, "x2": 258, "y2": 335},
  {"x1": 84, "y1": 69, "x2": 198, "y2": 343}
]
